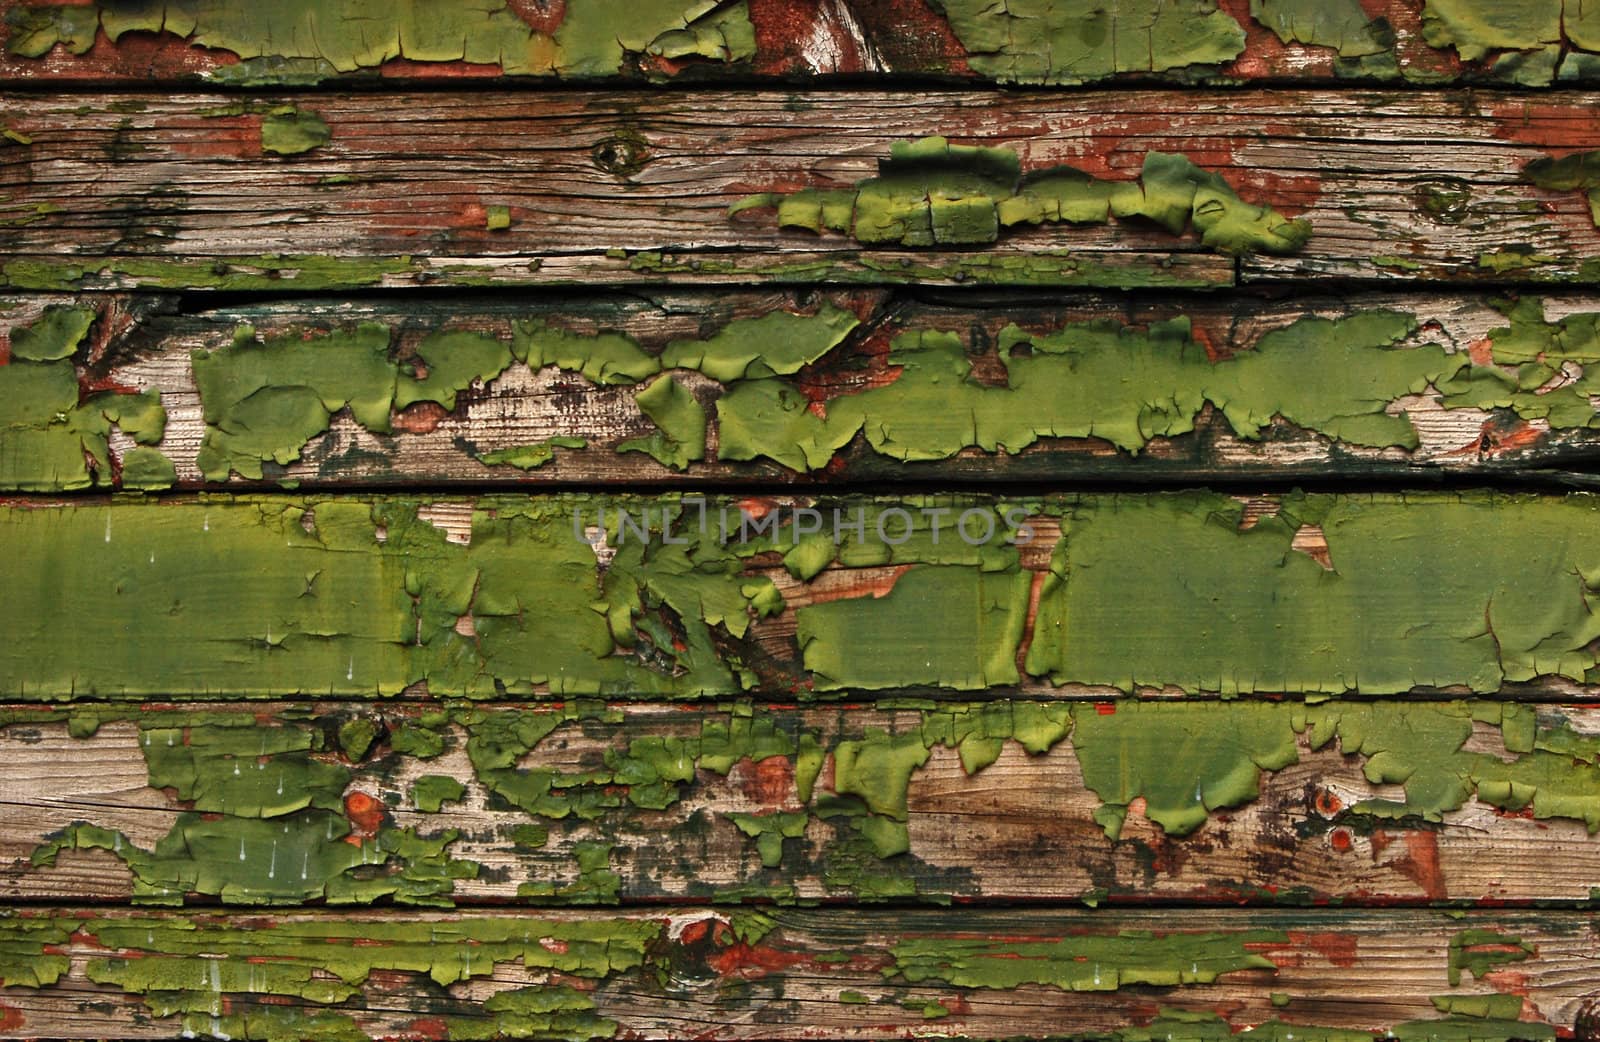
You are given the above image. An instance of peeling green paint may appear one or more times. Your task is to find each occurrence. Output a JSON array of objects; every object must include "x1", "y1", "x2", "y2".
[
  {"x1": 4, "y1": 0, "x2": 757, "y2": 78},
  {"x1": 798, "y1": 565, "x2": 1031, "y2": 690},
  {"x1": 11, "y1": 491, "x2": 1600, "y2": 700},
  {"x1": 2, "y1": 254, "x2": 425, "y2": 292},
  {"x1": 718, "y1": 311, "x2": 1449, "y2": 471},
  {"x1": 891, "y1": 928, "x2": 1282, "y2": 990},
  {"x1": 475, "y1": 437, "x2": 587, "y2": 470},
  {"x1": 617, "y1": 374, "x2": 706, "y2": 470},
  {"x1": 1251, "y1": 0, "x2": 1390, "y2": 57},
  {"x1": 926, "y1": 0, "x2": 1246, "y2": 84},
  {"x1": 1, "y1": 314, "x2": 167, "y2": 490},
  {"x1": 622, "y1": 246, "x2": 1225, "y2": 288},
  {"x1": 120, "y1": 446, "x2": 177, "y2": 490},
  {"x1": 260, "y1": 106, "x2": 330, "y2": 155},
  {"x1": 1026, "y1": 492, "x2": 1600, "y2": 696},
  {"x1": 1420, "y1": 0, "x2": 1600, "y2": 64},
  {"x1": 0, "y1": 912, "x2": 655, "y2": 1041},
  {"x1": 1072, "y1": 699, "x2": 1600, "y2": 838},
  {"x1": 8, "y1": 304, "x2": 92, "y2": 360},
  {"x1": 736, "y1": 137, "x2": 1310, "y2": 255},
  {"x1": 1448, "y1": 930, "x2": 1533, "y2": 986},
  {"x1": 413, "y1": 774, "x2": 467, "y2": 812},
  {"x1": 657, "y1": 305, "x2": 859, "y2": 382},
  {"x1": 10, "y1": 694, "x2": 1600, "y2": 908},
  {"x1": 193, "y1": 322, "x2": 513, "y2": 480},
  {"x1": 1523, "y1": 150, "x2": 1600, "y2": 225}
]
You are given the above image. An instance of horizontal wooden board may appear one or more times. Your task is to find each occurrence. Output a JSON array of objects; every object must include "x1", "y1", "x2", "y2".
[
  {"x1": 0, "y1": 0, "x2": 1592, "y2": 89},
  {"x1": 8, "y1": 289, "x2": 1600, "y2": 491},
  {"x1": 1, "y1": 906, "x2": 1596, "y2": 1040},
  {"x1": 5, "y1": 90, "x2": 1600, "y2": 289},
  {"x1": 7, "y1": 491, "x2": 1600, "y2": 702},
  {"x1": 4, "y1": 699, "x2": 1599, "y2": 907}
]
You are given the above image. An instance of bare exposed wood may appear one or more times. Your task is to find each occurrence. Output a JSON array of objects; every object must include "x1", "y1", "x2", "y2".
[
  {"x1": 1, "y1": 906, "x2": 1596, "y2": 1040},
  {"x1": 5, "y1": 288, "x2": 1598, "y2": 491},
  {"x1": 3, "y1": 700, "x2": 1599, "y2": 907},
  {"x1": 4, "y1": 90, "x2": 1600, "y2": 289}
]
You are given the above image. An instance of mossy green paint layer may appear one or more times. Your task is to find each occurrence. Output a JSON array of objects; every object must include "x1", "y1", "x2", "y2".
[
  {"x1": 737, "y1": 137, "x2": 1309, "y2": 256},
  {"x1": 927, "y1": 0, "x2": 1246, "y2": 84},
  {"x1": 9, "y1": 491, "x2": 1600, "y2": 700},
  {"x1": 1025, "y1": 491, "x2": 1600, "y2": 696},
  {"x1": 4, "y1": 0, "x2": 756, "y2": 78}
]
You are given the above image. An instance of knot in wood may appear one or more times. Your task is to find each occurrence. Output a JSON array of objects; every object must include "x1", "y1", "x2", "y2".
[{"x1": 592, "y1": 129, "x2": 651, "y2": 178}]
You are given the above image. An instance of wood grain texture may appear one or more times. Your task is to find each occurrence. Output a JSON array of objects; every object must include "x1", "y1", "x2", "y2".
[
  {"x1": 4, "y1": 90, "x2": 1600, "y2": 290},
  {"x1": 6, "y1": 289, "x2": 1599, "y2": 491},
  {"x1": 4, "y1": 700, "x2": 1599, "y2": 907},
  {"x1": 1, "y1": 906, "x2": 1596, "y2": 1041},
  {"x1": 0, "y1": 0, "x2": 1584, "y2": 89}
]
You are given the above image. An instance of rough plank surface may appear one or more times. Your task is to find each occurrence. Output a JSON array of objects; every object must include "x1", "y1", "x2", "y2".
[
  {"x1": 2, "y1": 906, "x2": 1596, "y2": 1041},
  {"x1": 4, "y1": 699, "x2": 1599, "y2": 907},
  {"x1": 7, "y1": 90, "x2": 1600, "y2": 289},
  {"x1": 8, "y1": 289, "x2": 1600, "y2": 491},
  {"x1": 0, "y1": 0, "x2": 1594, "y2": 89},
  {"x1": 7, "y1": 491, "x2": 1600, "y2": 701}
]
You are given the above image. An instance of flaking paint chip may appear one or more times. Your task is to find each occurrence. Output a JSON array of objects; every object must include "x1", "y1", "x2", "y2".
[{"x1": 486, "y1": 205, "x2": 512, "y2": 231}]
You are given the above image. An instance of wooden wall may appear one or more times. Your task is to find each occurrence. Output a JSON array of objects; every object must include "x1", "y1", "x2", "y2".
[{"x1": 3, "y1": 2, "x2": 1600, "y2": 1040}]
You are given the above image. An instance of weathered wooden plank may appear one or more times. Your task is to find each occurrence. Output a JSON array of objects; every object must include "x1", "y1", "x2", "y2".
[
  {"x1": 1, "y1": 906, "x2": 1595, "y2": 1040},
  {"x1": 6, "y1": 491, "x2": 1600, "y2": 702},
  {"x1": 0, "y1": 0, "x2": 1591, "y2": 89},
  {"x1": 4, "y1": 699, "x2": 1598, "y2": 907},
  {"x1": 7, "y1": 289, "x2": 1599, "y2": 491},
  {"x1": 6, "y1": 90, "x2": 1600, "y2": 289}
]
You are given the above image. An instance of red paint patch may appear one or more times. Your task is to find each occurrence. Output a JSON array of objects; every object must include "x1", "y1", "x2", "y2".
[
  {"x1": 708, "y1": 940, "x2": 844, "y2": 981},
  {"x1": 736, "y1": 496, "x2": 777, "y2": 520},
  {"x1": 344, "y1": 790, "x2": 386, "y2": 836},
  {"x1": 737, "y1": 755, "x2": 796, "y2": 807},
  {"x1": 1096, "y1": 703, "x2": 1117, "y2": 715},
  {"x1": 1477, "y1": 418, "x2": 1546, "y2": 457},
  {"x1": 1380, "y1": 830, "x2": 1446, "y2": 900},
  {"x1": 1485, "y1": 100, "x2": 1600, "y2": 153},
  {"x1": 1288, "y1": 930, "x2": 1359, "y2": 968},
  {"x1": 406, "y1": 1015, "x2": 451, "y2": 1041},
  {"x1": 0, "y1": 1002, "x2": 23, "y2": 1032},
  {"x1": 1330, "y1": 828, "x2": 1353, "y2": 853},
  {"x1": 1315, "y1": 789, "x2": 1343, "y2": 817},
  {"x1": 393, "y1": 401, "x2": 449, "y2": 434},
  {"x1": 1482, "y1": 969, "x2": 1532, "y2": 996},
  {"x1": 1215, "y1": 0, "x2": 1311, "y2": 81}
]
